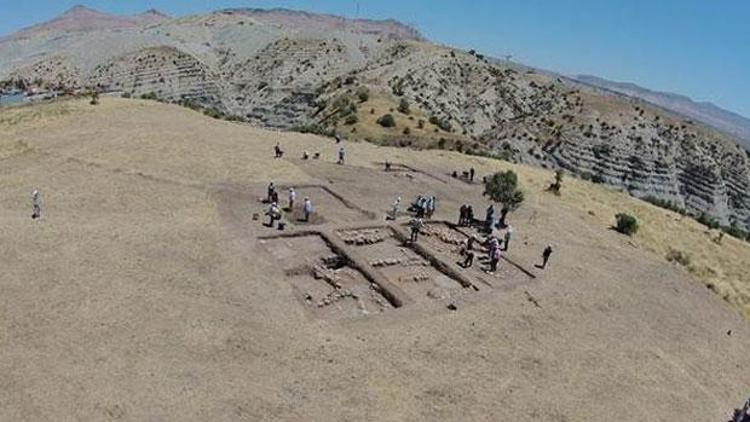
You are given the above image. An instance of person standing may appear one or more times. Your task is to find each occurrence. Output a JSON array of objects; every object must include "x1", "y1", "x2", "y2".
[
  {"x1": 337, "y1": 146, "x2": 345, "y2": 165},
  {"x1": 409, "y1": 217, "x2": 423, "y2": 243},
  {"x1": 499, "y1": 206, "x2": 510, "y2": 228},
  {"x1": 303, "y1": 197, "x2": 313, "y2": 222},
  {"x1": 425, "y1": 196, "x2": 435, "y2": 219},
  {"x1": 503, "y1": 225, "x2": 513, "y2": 251},
  {"x1": 31, "y1": 189, "x2": 41, "y2": 219},
  {"x1": 489, "y1": 246, "x2": 502, "y2": 273},
  {"x1": 485, "y1": 204, "x2": 495, "y2": 233},
  {"x1": 469, "y1": 167, "x2": 475, "y2": 183},
  {"x1": 274, "y1": 143, "x2": 283, "y2": 158},
  {"x1": 466, "y1": 205, "x2": 474, "y2": 227},
  {"x1": 390, "y1": 197, "x2": 401, "y2": 220},
  {"x1": 458, "y1": 204, "x2": 467, "y2": 226},
  {"x1": 487, "y1": 236, "x2": 499, "y2": 260},
  {"x1": 288, "y1": 188, "x2": 296, "y2": 211},
  {"x1": 266, "y1": 202, "x2": 282, "y2": 227},
  {"x1": 541, "y1": 245, "x2": 553, "y2": 269},
  {"x1": 460, "y1": 240, "x2": 474, "y2": 268},
  {"x1": 267, "y1": 182, "x2": 276, "y2": 203}
]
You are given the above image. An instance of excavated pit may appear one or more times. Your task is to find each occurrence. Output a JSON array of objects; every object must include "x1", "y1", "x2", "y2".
[
  {"x1": 336, "y1": 226, "x2": 476, "y2": 303},
  {"x1": 420, "y1": 221, "x2": 536, "y2": 290},
  {"x1": 260, "y1": 233, "x2": 395, "y2": 319}
]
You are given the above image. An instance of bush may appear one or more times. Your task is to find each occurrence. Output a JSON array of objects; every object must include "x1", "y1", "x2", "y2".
[
  {"x1": 377, "y1": 114, "x2": 396, "y2": 128},
  {"x1": 291, "y1": 123, "x2": 334, "y2": 137},
  {"x1": 403, "y1": 127, "x2": 411, "y2": 135},
  {"x1": 398, "y1": 98, "x2": 410, "y2": 114},
  {"x1": 483, "y1": 170, "x2": 524, "y2": 210},
  {"x1": 642, "y1": 196, "x2": 686, "y2": 215},
  {"x1": 723, "y1": 224, "x2": 749, "y2": 241},
  {"x1": 614, "y1": 213, "x2": 639, "y2": 236},
  {"x1": 121, "y1": 92, "x2": 131, "y2": 98},
  {"x1": 697, "y1": 213, "x2": 720, "y2": 230},
  {"x1": 344, "y1": 114, "x2": 358, "y2": 125},
  {"x1": 140, "y1": 92, "x2": 157, "y2": 100},
  {"x1": 356, "y1": 86, "x2": 370, "y2": 102}
]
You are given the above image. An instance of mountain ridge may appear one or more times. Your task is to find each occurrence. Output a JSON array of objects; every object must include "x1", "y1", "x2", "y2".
[
  {"x1": 575, "y1": 74, "x2": 750, "y2": 148},
  {"x1": 0, "y1": 6, "x2": 748, "y2": 231}
]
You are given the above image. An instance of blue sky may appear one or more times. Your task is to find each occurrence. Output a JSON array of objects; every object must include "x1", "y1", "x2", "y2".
[{"x1": 1, "y1": 0, "x2": 748, "y2": 118}]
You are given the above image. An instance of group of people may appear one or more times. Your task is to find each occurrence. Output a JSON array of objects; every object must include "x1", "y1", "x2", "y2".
[
  {"x1": 451, "y1": 167, "x2": 476, "y2": 183},
  {"x1": 409, "y1": 195, "x2": 437, "y2": 219},
  {"x1": 264, "y1": 182, "x2": 313, "y2": 228},
  {"x1": 457, "y1": 204, "x2": 475, "y2": 227}
]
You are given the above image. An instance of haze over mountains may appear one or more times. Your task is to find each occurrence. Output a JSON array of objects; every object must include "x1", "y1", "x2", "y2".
[
  {"x1": 1, "y1": 5, "x2": 749, "y2": 231},
  {"x1": 575, "y1": 74, "x2": 750, "y2": 149}
]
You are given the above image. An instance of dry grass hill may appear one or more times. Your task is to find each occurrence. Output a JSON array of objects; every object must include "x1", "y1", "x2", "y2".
[
  {"x1": 0, "y1": 97, "x2": 748, "y2": 421},
  {"x1": 1, "y1": 6, "x2": 749, "y2": 235}
]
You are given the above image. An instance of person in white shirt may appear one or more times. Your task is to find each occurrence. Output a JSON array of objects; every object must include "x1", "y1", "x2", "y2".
[
  {"x1": 303, "y1": 197, "x2": 313, "y2": 222},
  {"x1": 288, "y1": 188, "x2": 296, "y2": 210}
]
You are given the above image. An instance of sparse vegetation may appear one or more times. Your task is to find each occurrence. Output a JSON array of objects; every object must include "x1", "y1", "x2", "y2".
[
  {"x1": 614, "y1": 213, "x2": 639, "y2": 236},
  {"x1": 356, "y1": 86, "x2": 369, "y2": 103},
  {"x1": 398, "y1": 98, "x2": 410, "y2": 114},
  {"x1": 666, "y1": 248, "x2": 691, "y2": 267}
]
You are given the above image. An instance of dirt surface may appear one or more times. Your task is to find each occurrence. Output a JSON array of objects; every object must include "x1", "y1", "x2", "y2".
[{"x1": 1, "y1": 98, "x2": 749, "y2": 421}]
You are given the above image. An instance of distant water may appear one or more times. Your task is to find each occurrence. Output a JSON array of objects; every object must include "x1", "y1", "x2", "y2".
[{"x1": 0, "y1": 93, "x2": 27, "y2": 107}]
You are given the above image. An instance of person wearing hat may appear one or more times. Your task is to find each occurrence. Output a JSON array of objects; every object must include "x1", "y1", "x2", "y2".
[{"x1": 266, "y1": 202, "x2": 282, "y2": 227}]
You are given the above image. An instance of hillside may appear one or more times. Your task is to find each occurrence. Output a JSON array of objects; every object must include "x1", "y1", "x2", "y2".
[
  {"x1": 0, "y1": 98, "x2": 749, "y2": 420},
  {"x1": 575, "y1": 74, "x2": 750, "y2": 149},
  {"x1": 0, "y1": 6, "x2": 749, "y2": 233}
]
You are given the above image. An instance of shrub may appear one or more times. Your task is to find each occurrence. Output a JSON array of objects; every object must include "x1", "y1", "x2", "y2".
[
  {"x1": 140, "y1": 92, "x2": 157, "y2": 100},
  {"x1": 121, "y1": 92, "x2": 131, "y2": 98},
  {"x1": 344, "y1": 114, "x2": 358, "y2": 125},
  {"x1": 723, "y1": 224, "x2": 749, "y2": 241},
  {"x1": 356, "y1": 86, "x2": 369, "y2": 102},
  {"x1": 403, "y1": 127, "x2": 411, "y2": 135},
  {"x1": 614, "y1": 213, "x2": 639, "y2": 236},
  {"x1": 642, "y1": 196, "x2": 686, "y2": 214},
  {"x1": 697, "y1": 213, "x2": 720, "y2": 230},
  {"x1": 417, "y1": 119, "x2": 425, "y2": 129},
  {"x1": 398, "y1": 98, "x2": 410, "y2": 114},
  {"x1": 291, "y1": 123, "x2": 334, "y2": 137},
  {"x1": 483, "y1": 170, "x2": 524, "y2": 210},
  {"x1": 377, "y1": 114, "x2": 396, "y2": 128}
]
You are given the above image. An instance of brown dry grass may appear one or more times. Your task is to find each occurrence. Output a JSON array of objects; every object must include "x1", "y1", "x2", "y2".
[{"x1": 1, "y1": 97, "x2": 748, "y2": 421}]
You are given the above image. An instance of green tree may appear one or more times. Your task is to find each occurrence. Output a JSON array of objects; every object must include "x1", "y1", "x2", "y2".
[{"x1": 483, "y1": 170, "x2": 524, "y2": 210}]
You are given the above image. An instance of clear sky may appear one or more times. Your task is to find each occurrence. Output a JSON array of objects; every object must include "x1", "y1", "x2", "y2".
[{"x1": 1, "y1": 0, "x2": 748, "y2": 118}]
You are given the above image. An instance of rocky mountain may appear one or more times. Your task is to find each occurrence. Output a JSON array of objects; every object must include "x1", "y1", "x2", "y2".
[
  {"x1": 0, "y1": 6, "x2": 748, "y2": 230},
  {"x1": 575, "y1": 74, "x2": 750, "y2": 149}
]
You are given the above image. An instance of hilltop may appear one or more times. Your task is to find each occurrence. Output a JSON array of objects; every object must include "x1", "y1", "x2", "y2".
[
  {"x1": 0, "y1": 6, "x2": 748, "y2": 234},
  {"x1": 0, "y1": 97, "x2": 748, "y2": 420}
]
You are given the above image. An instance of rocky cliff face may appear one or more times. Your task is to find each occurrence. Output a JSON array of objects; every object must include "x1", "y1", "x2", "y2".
[{"x1": 1, "y1": 6, "x2": 748, "y2": 229}]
